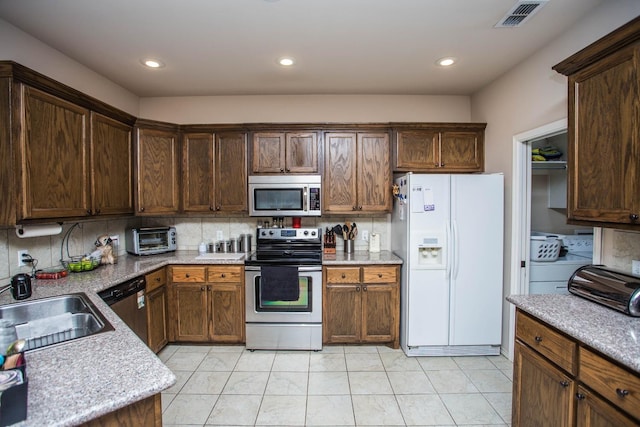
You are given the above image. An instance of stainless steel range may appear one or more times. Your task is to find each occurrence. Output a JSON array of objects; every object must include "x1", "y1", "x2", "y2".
[{"x1": 245, "y1": 227, "x2": 322, "y2": 350}]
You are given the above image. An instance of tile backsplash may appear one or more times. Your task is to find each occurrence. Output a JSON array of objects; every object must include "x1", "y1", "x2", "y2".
[{"x1": 0, "y1": 215, "x2": 391, "y2": 284}]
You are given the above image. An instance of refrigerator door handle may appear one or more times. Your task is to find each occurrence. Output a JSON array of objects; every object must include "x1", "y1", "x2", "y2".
[
  {"x1": 446, "y1": 220, "x2": 452, "y2": 279},
  {"x1": 452, "y1": 220, "x2": 460, "y2": 279}
]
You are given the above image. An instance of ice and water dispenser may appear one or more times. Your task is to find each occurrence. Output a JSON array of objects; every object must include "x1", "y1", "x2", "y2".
[{"x1": 414, "y1": 233, "x2": 446, "y2": 269}]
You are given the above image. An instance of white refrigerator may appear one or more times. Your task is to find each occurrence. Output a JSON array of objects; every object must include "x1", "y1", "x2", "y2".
[{"x1": 391, "y1": 173, "x2": 504, "y2": 356}]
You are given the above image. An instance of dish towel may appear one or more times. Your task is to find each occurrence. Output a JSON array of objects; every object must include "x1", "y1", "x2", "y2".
[{"x1": 260, "y1": 266, "x2": 300, "y2": 301}]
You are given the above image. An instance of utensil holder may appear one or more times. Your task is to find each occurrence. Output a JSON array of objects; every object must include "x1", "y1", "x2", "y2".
[{"x1": 344, "y1": 239, "x2": 354, "y2": 253}]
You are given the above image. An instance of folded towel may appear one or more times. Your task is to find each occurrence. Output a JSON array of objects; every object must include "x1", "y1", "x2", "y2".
[{"x1": 261, "y1": 266, "x2": 300, "y2": 301}]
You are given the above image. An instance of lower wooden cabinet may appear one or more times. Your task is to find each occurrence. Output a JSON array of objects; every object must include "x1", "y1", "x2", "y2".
[
  {"x1": 512, "y1": 310, "x2": 640, "y2": 426},
  {"x1": 169, "y1": 265, "x2": 244, "y2": 343},
  {"x1": 145, "y1": 268, "x2": 168, "y2": 353},
  {"x1": 84, "y1": 394, "x2": 161, "y2": 427},
  {"x1": 323, "y1": 265, "x2": 399, "y2": 348}
]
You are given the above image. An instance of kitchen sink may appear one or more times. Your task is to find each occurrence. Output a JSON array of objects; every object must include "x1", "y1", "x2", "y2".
[{"x1": 0, "y1": 292, "x2": 114, "y2": 351}]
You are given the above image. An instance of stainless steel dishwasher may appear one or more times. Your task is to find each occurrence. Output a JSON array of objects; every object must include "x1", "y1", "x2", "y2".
[{"x1": 98, "y1": 276, "x2": 148, "y2": 345}]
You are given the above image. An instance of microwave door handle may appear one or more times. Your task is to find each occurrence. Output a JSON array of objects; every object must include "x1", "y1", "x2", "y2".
[{"x1": 303, "y1": 186, "x2": 308, "y2": 212}]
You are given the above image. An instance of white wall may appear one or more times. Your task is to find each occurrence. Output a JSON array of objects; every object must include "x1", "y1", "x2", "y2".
[
  {"x1": 0, "y1": 19, "x2": 139, "y2": 115},
  {"x1": 139, "y1": 94, "x2": 471, "y2": 124},
  {"x1": 471, "y1": 0, "x2": 640, "y2": 355}
]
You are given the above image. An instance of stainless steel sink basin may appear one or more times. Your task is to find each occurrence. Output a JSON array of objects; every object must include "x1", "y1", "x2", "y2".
[{"x1": 0, "y1": 292, "x2": 114, "y2": 351}]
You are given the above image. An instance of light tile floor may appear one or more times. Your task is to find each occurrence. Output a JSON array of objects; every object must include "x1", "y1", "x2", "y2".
[{"x1": 158, "y1": 344, "x2": 513, "y2": 427}]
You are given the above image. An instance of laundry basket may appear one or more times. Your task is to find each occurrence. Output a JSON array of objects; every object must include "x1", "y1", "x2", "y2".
[{"x1": 530, "y1": 236, "x2": 561, "y2": 261}]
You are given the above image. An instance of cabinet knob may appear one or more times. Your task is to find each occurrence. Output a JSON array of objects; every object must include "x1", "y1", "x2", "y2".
[
  {"x1": 221, "y1": 273, "x2": 226, "y2": 278},
  {"x1": 280, "y1": 168, "x2": 285, "y2": 173},
  {"x1": 560, "y1": 380, "x2": 570, "y2": 388},
  {"x1": 534, "y1": 336, "x2": 543, "y2": 343},
  {"x1": 285, "y1": 168, "x2": 290, "y2": 173},
  {"x1": 155, "y1": 277, "x2": 161, "y2": 282},
  {"x1": 139, "y1": 207, "x2": 145, "y2": 212},
  {"x1": 201, "y1": 286, "x2": 205, "y2": 291},
  {"x1": 630, "y1": 214, "x2": 639, "y2": 221},
  {"x1": 341, "y1": 273, "x2": 346, "y2": 279},
  {"x1": 440, "y1": 162, "x2": 445, "y2": 167},
  {"x1": 185, "y1": 274, "x2": 190, "y2": 278},
  {"x1": 216, "y1": 206, "x2": 221, "y2": 211},
  {"x1": 86, "y1": 209, "x2": 92, "y2": 215},
  {"x1": 576, "y1": 393, "x2": 585, "y2": 400},
  {"x1": 378, "y1": 273, "x2": 383, "y2": 278},
  {"x1": 363, "y1": 286, "x2": 367, "y2": 291},
  {"x1": 616, "y1": 388, "x2": 630, "y2": 397},
  {"x1": 356, "y1": 286, "x2": 361, "y2": 292},
  {"x1": 358, "y1": 206, "x2": 363, "y2": 210},
  {"x1": 352, "y1": 206, "x2": 357, "y2": 211},
  {"x1": 210, "y1": 206, "x2": 215, "y2": 211},
  {"x1": 435, "y1": 163, "x2": 440, "y2": 167}
]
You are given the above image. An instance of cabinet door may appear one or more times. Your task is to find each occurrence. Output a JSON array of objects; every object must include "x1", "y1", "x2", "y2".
[
  {"x1": 439, "y1": 131, "x2": 483, "y2": 171},
  {"x1": 361, "y1": 283, "x2": 397, "y2": 344},
  {"x1": 136, "y1": 128, "x2": 179, "y2": 214},
  {"x1": 576, "y1": 386, "x2": 638, "y2": 427},
  {"x1": 146, "y1": 286, "x2": 168, "y2": 353},
  {"x1": 173, "y1": 283, "x2": 209, "y2": 342},
  {"x1": 324, "y1": 133, "x2": 358, "y2": 212},
  {"x1": 286, "y1": 132, "x2": 318, "y2": 173},
  {"x1": 210, "y1": 283, "x2": 244, "y2": 343},
  {"x1": 512, "y1": 341, "x2": 575, "y2": 427},
  {"x1": 215, "y1": 133, "x2": 247, "y2": 212},
  {"x1": 90, "y1": 113, "x2": 133, "y2": 216},
  {"x1": 394, "y1": 130, "x2": 439, "y2": 170},
  {"x1": 568, "y1": 45, "x2": 640, "y2": 224},
  {"x1": 21, "y1": 86, "x2": 90, "y2": 219},
  {"x1": 323, "y1": 284, "x2": 361, "y2": 344},
  {"x1": 183, "y1": 132, "x2": 215, "y2": 212},
  {"x1": 357, "y1": 133, "x2": 391, "y2": 212},
  {"x1": 252, "y1": 132, "x2": 285, "y2": 173}
]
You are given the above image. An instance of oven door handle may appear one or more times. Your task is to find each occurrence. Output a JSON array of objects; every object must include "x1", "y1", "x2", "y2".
[{"x1": 244, "y1": 265, "x2": 322, "y2": 272}]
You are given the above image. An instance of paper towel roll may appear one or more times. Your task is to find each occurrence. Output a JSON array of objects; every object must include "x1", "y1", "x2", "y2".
[{"x1": 16, "y1": 224, "x2": 63, "y2": 238}]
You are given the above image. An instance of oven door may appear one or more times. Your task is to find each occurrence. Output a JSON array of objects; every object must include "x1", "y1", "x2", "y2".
[{"x1": 245, "y1": 266, "x2": 322, "y2": 323}]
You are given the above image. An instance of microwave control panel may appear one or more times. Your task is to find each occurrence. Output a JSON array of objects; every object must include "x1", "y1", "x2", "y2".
[{"x1": 310, "y1": 187, "x2": 321, "y2": 212}]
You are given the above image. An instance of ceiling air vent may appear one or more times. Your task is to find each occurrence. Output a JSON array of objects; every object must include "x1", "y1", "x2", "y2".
[{"x1": 495, "y1": 0, "x2": 549, "y2": 28}]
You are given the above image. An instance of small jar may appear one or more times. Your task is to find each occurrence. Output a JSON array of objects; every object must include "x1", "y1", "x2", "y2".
[{"x1": 198, "y1": 242, "x2": 207, "y2": 255}]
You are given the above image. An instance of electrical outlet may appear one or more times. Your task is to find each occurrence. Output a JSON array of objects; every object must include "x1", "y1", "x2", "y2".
[
  {"x1": 17, "y1": 250, "x2": 29, "y2": 267},
  {"x1": 362, "y1": 230, "x2": 369, "y2": 241},
  {"x1": 216, "y1": 230, "x2": 224, "y2": 241}
]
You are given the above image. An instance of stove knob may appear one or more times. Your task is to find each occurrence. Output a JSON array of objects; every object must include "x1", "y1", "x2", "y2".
[
  {"x1": 303, "y1": 230, "x2": 309, "y2": 236},
  {"x1": 311, "y1": 230, "x2": 316, "y2": 236},
  {"x1": 269, "y1": 230, "x2": 275, "y2": 236}
]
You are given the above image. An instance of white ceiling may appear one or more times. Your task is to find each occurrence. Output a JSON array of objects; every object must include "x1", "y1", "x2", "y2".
[{"x1": 0, "y1": 0, "x2": 604, "y2": 97}]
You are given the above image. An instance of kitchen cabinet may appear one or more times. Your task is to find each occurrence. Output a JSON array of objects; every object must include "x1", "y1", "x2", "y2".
[
  {"x1": 323, "y1": 132, "x2": 391, "y2": 213},
  {"x1": 553, "y1": 17, "x2": 640, "y2": 228},
  {"x1": 252, "y1": 131, "x2": 318, "y2": 174},
  {"x1": 512, "y1": 309, "x2": 640, "y2": 426},
  {"x1": 393, "y1": 125, "x2": 485, "y2": 172},
  {"x1": 323, "y1": 265, "x2": 399, "y2": 348},
  {"x1": 85, "y1": 394, "x2": 161, "y2": 427},
  {"x1": 182, "y1": 131, "x2": 248, "y2": 213},
  {"x1": 169, "y1": 265, "x2": 244, "y2": 343},
  {"x1": 18, "y1": 85, "x2": 90, "y2": 220},
  {"x1": 145, "y1": 267, "x2": 168, "y2": 353},
  {"x1": 135, "y1": 123, "x2": 180, "y2": 215}
]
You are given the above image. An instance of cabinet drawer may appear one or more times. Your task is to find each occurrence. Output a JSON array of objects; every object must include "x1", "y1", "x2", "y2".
[
  {"x1": 208, "y1": 266, "x2": 243, "y2": 283},
  {"x1": 325, "y1": 267, "x2": 360, "y2": 283},
  {"x1": 146, "y1": 268, "x2": 166, "y2": 292},
  {"x1": 580, "y1": 347, "x2": 640, "y2": 421},
  {"x1": 362, "y1": 266, "x2": 397, "y2": 283},
  {"x1": 516, "y1": 311, "x2": 576, "y2": 374},
  {"x1": 171, "y1": 266, "x2": 206, "y2": 282}
]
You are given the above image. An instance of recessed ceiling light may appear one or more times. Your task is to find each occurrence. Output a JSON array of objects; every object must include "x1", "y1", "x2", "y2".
[
  {"x1": 141, "y1": 58, "x2": 165, "y2": 69},
  {"x1": 278, "y1": 57, "x2": 295, "y2": 66},
  {"x1": 437, "y1": 57, "x2": 456, "y2": 67}
]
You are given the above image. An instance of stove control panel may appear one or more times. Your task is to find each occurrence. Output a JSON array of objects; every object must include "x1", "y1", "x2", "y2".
[{"x1": 257, "y1": 227, "x2": 320, "y2": 240}]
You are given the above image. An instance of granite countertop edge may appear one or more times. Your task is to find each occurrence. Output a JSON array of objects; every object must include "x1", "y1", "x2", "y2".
[
  {"x1": 507, "y1": 294, "x2": 640, "y2": 373},
  {"x1": 2, "y1": 249, "x2": 402, "y2": 426}
]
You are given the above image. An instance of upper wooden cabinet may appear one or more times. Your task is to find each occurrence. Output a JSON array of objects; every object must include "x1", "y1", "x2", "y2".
[
  {"x1": 183, "y1": 131, "x2": 247, "y2": 213},
  {"x1": 553, "y1": 17, "x2": 640, "y2": 228},
  {"x1": 324, "y1": 132, "x2": 391, "y2": 213},
  {"x1": 252, "y1": 132, "x2": 318, "y2": 174},
  {"x1": 135, "y1": 124, "x2": 180, "y2": 215},
  {"x1": 393, "y1": 124, "x2": 485, "y2": 172}
]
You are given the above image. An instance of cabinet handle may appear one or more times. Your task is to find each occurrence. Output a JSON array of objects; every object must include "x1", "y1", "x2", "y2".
[
  {"x1": 356, "y1": 286, "x2": 361, "y2": 292},
  {"x1": 576, "y1": 393, "x2": 585, "y2": 400},
  {"x1": 358, "y1": 206, "x2": 363, "y2": 210},
  {"x1": 216, "y1": 206, "x2": 221, "y2": 211},
  {"x1": 221, "y1": 273, "x2": 226, "y2": 278},
  {"x1": 341, "y1": 273, "x2": 346, "y2": 279},
  {"x1": 378, "y1": 273, "x2": 383, "y2": 278},
  {"x1": 285, "y1": 168, "x2": 290, "y2": 172},
  {"x1": 630, "y1": 214, "x2": 639, "y2": 221},
  {"x1": 185, "y1": 274, "x2": 190, "y2": 278},
  {"x1": 280, "y1": 168, "x2": 285, "y2": 173},
  {"x1": 441, "y1": 162, "x2": 445, "y2": 167},
  {"x1": 616, "y1": 388, "x2": 630, "y2": 397},
  {"x1": 139, "y1": 207, "x2": 145, "y2": 212},
  {"x1": 352, "y1": 206, "x2": 357, "y2": 211},
  {"x1": 200, "y1": 286, "x2": 205, "y2": 291},
  {"x1": 86, "y1": 209, "x2": 92, "y2": 215},
  {"x1": 534, "y1": 336, "x2": 543, "y2": 343},
  {"x1": 560, "y1": 380, "x2": 570, "y2": 388},
  {"x1": 363, "y1": 286, "x2": 367, "y2": 291},
  {"x1": 155, "y1": 277, "x2": 161, "y2": 282}
]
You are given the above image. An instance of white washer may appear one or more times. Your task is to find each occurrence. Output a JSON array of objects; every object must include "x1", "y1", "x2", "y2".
[{"x1": 529, "y1": 234, "x2": 593, "y2": 295}]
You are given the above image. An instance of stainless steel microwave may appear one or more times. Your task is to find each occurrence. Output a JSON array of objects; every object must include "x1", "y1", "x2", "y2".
[
  {"x1": 248, "y1": 175, "x2": 321, "y2": 217},
  {"x1": 125, "y1": 226, "x2": 177, "y2": 255}
]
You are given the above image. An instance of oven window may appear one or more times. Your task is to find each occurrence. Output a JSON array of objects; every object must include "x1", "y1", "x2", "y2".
[
  {"x1": 254, "y1": 276, "x2": 312, "y2": 312},
  {"x1": 254, "y1": 188, "x2": 303, "y2": 211},
  {"x1": 139, "y1": 232, "x2": 169, "y2": 249}
]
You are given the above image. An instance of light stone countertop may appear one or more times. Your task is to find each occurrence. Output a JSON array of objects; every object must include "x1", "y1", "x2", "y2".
[
  {"x1": 507, "y1": 294, "x2": 640, "y2": 373},
  {"x1": 1, "y1": 249, "x2": 400, "y2": 426}
]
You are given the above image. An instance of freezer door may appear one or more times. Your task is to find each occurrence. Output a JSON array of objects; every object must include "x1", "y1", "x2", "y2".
[
  {"x1": 449, "y1": 174, "x2": 504, "y2": 346},
  {"x1": 406, "y1": 268, "x2": 449, "y2": 346}
]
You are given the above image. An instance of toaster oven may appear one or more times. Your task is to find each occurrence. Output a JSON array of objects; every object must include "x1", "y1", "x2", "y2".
[{"x1": 125, "y1": 227, "x2": 177, "y2": 255}]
